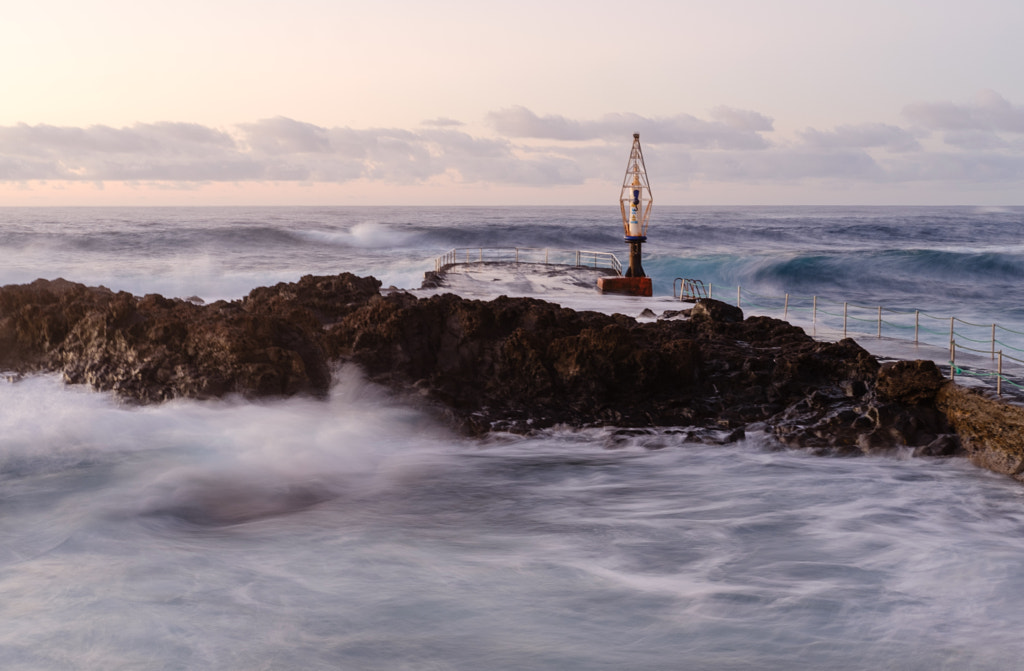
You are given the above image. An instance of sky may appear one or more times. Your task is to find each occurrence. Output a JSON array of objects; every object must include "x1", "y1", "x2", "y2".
[{"x1": 2, "y1": 0, "x2": 1024, "y2": 206}]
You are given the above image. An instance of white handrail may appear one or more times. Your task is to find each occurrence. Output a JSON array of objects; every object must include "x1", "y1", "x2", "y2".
[
  {"x1": 434, "y1": 247, "x2": 622, "y2": 276},
  {"x1": 731, "y1": 284, "x2": 1024, "y2": 396}
]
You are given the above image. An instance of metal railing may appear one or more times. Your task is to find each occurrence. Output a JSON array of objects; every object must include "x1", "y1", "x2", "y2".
[
  {"x1": 727, "y1": 286, "x2": 1024, "y2": 397},
  {"x1": 434, "y1": 247, "x2": 622, "y2": 275},
  {"x1": 673, "y1": 278, "x2": 708, "y2": 301}
]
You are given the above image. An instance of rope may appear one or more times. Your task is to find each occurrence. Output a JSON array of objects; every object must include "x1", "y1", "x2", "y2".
[
  {"x1": 731, "y1": 285, "x2": 1024, "y2": 395},
  {"x1": 955, "y1": 333, "x2": 995, "y2": 344},
  {"x1": 993, "y1": 339, "x2": 1024, "y2": 353},
  {"x1": 954, "y1": 316, "x2": 993, "y2": 328},
  {"x1": 955, "y1": 342, "x2": 995, "y2": 355},
  {"x1": 996, "y1": 324, "x2": 1024, "y2": 336},
  {"x1": 949, "y1": 363, "x2": 1024, "y2": 391}
]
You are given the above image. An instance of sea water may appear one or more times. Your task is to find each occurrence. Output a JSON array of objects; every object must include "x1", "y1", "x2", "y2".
[{"x1": 3, "y1": 206, "x2": 1024, "y2": 669}]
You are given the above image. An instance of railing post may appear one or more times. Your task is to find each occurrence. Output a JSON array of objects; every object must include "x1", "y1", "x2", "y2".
[
  {"x1": 998, "y1": 350, "x2": 1003, "y2": 396},
  {"x1": 877, "y1": 306, "x2": 882, "y2": 338},
  {"x1": 843, "y1": 302, "x2": 848, "y2": 339},
  {"x1": 813, "y1": 296, "x2": 817, "y2": 324},
  {"x1": 784, "y1": 294, "x2": 789, "y2": 320},
  {"x1": 915, "y1": 310, "x2": 919, "y2": 344},
  {"x1": 545, "y1": 249, "x2": 549, "y2": 264},
  {"x1": 950, "y1": 340, "x2": 956, "y2": 382},
  {"x1": 949, "y1": 317, "x2": 955, "y2": 352},
  {"x1": 992, "y1": 324, "x2": 996, "y2": 360},
  {"x1": 737, "y1": 286, "x2": 741, "y2": 308},
  {"x1": 479, "y1": 248, "x2": 482, "y2": 262},
  {"x1": 515, "y1": 248, "x2": 519, "y2": 264},
  {"x1": 709, "y1": 283, "x2": 713, "y2": 299}
]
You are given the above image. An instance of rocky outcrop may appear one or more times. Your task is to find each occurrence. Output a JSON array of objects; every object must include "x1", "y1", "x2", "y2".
[
  {"x1": 937, "y1": 383, "x2": 1024, "y2": 478},
  {"x1": 319, "y1": 292, "x2": 902, "y2": 435},
  {"x1": 0, "y1": 274, "x2": 378, "y2": 402},
  {"x1": 0, "y1": 273, "x2": 995, "y2": 467},
  {"x1": 771, "y1": 358, "x2": 959, "y2": 456}
]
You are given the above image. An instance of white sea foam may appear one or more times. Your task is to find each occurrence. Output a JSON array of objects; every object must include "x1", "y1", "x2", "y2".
[
  {"x1": 293, "y1": 221, "x2": 416, "y2": 250},
  {"x1": 4, "y1": 376, "x2": 1024, "y2": 668}
]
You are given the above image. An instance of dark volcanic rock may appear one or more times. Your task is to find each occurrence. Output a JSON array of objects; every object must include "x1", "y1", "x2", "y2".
[
  {"x1": 876, "y1": 359, "x2": 946, "y2": 405},
  {"x1": 0, "y1": 278, "x2": 117, "y2": 372},
  {"x1": 0, "y1": 274, "x2": 379, "y2": 402},
  {"x1": 321, "y1": 290, "x2": 884, "y2": 434},
  {"x1": 0, "y1": 273, "x2": 971, "y2": 457},
  {"x1": 691, "y1": 298, "x2": 744, "y2": 323},
  {"x1": 771, "y1": 356, "x2": 959, "y2": 455},
  {"x1": 325, "y1": 292, "x2": 704, "y2": 431}
]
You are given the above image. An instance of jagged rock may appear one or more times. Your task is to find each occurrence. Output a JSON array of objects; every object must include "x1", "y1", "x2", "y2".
[
  {"x1": 936, "y1": 383, "x2": 1024, "y2": 478},
  {"x1": 691, "y1": 298, "x2": 744, "y2": 323},
  {"x1": 0, "y1": 278, "x2": 117, "y2": 372},
  {"x1": 420, "y1": 270, "x2": 445, "y2": 289},
  {"x1": 913, "y1": 434, "x2": 964, "y2": 457},
  {"x1": 876, "y1": 359, "x2": 946, "y2": 405},
  {"x1": 0, "y1": 274, "x2": 378, "y2": 402}
]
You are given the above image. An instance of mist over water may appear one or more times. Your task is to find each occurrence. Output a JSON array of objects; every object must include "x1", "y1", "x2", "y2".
[
  {"x1": 3, "y1": 206, "x2": 1024, "y2": 668},
  {"x1": 5, "y1": 372, "x2": 1024, "y2": 670}
]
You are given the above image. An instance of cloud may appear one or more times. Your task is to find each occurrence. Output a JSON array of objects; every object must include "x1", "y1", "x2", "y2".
[
  {"x1": 3, "y1": 96, "x2": 1024, "y2": 192},
  {"x1": 941, "y1": 130, "x2": 1009, "y2": 151},
  {"x1": 485, "y1": 106, "x2": 772, "y2": 149},
  {"x1": 698, "y1": 149, "x2": 885, "y2": 182},
  {"x1": 903, "y1": 89, "x2": 1024, "y2": 133},
  {"x1": 421, "y1": 117, "x2": 464, "y2": 127},
  {"x1": 709, "y1": 106, "x2": 774, "y2": 132},
  {"x1": 0, "y1": 118, "x2": 588, "y2": 187},
  {"x1": 798, "y1": 123, "x2": 921, "y2": 152},
  {"x1": 486, "y1": 106, "x2": 591, "y2": 141},
  {"x1": 239, "y1": 117, "x2": 332, "y2": 155},
  {"x1": 0, "y1": 122, "x2": 236, "y2": 158},
  {"x1": 0, "y1": 122, "x2": 259, "y2": 181}
]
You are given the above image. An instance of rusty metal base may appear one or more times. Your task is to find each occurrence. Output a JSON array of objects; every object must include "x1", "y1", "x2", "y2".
[{"x1": 597, "y1": 276, "x2": 653, "y2": 297}]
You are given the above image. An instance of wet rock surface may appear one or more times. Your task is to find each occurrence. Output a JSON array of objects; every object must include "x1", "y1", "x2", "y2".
[
  {"x1": 0, "y1": 273, "x2": 986, "y2": 463},
  {"x1": 0, "y1": 274, "x2": 378, "y2": 402},
  {"x1": 937, "y1": 383, "x2": 1024, "y2": 478}
]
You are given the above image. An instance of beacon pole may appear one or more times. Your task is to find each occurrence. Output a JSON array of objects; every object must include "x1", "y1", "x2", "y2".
[{"x1": 625, "y1": 158, "x2": 646, "y2": 278}]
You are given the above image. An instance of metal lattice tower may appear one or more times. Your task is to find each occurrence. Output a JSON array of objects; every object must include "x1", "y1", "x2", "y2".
[{"x1": 619, "y1": 133, "x2": 653, "y2": 241}]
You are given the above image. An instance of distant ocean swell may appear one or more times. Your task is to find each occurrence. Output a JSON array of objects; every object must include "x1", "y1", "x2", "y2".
[{"x1": 650, "y1": 249, "x2": 1024, "y2": 308}]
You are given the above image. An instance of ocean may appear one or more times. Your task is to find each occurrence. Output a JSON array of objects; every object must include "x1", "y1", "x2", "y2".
[{"x1": 3, "y1": 205, "x2": 1024, "y2": 669}]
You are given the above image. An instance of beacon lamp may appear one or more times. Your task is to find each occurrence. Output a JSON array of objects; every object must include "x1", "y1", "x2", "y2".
[{"x1": 598, "y1": 133, "x2": 654, "y2": 297}]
